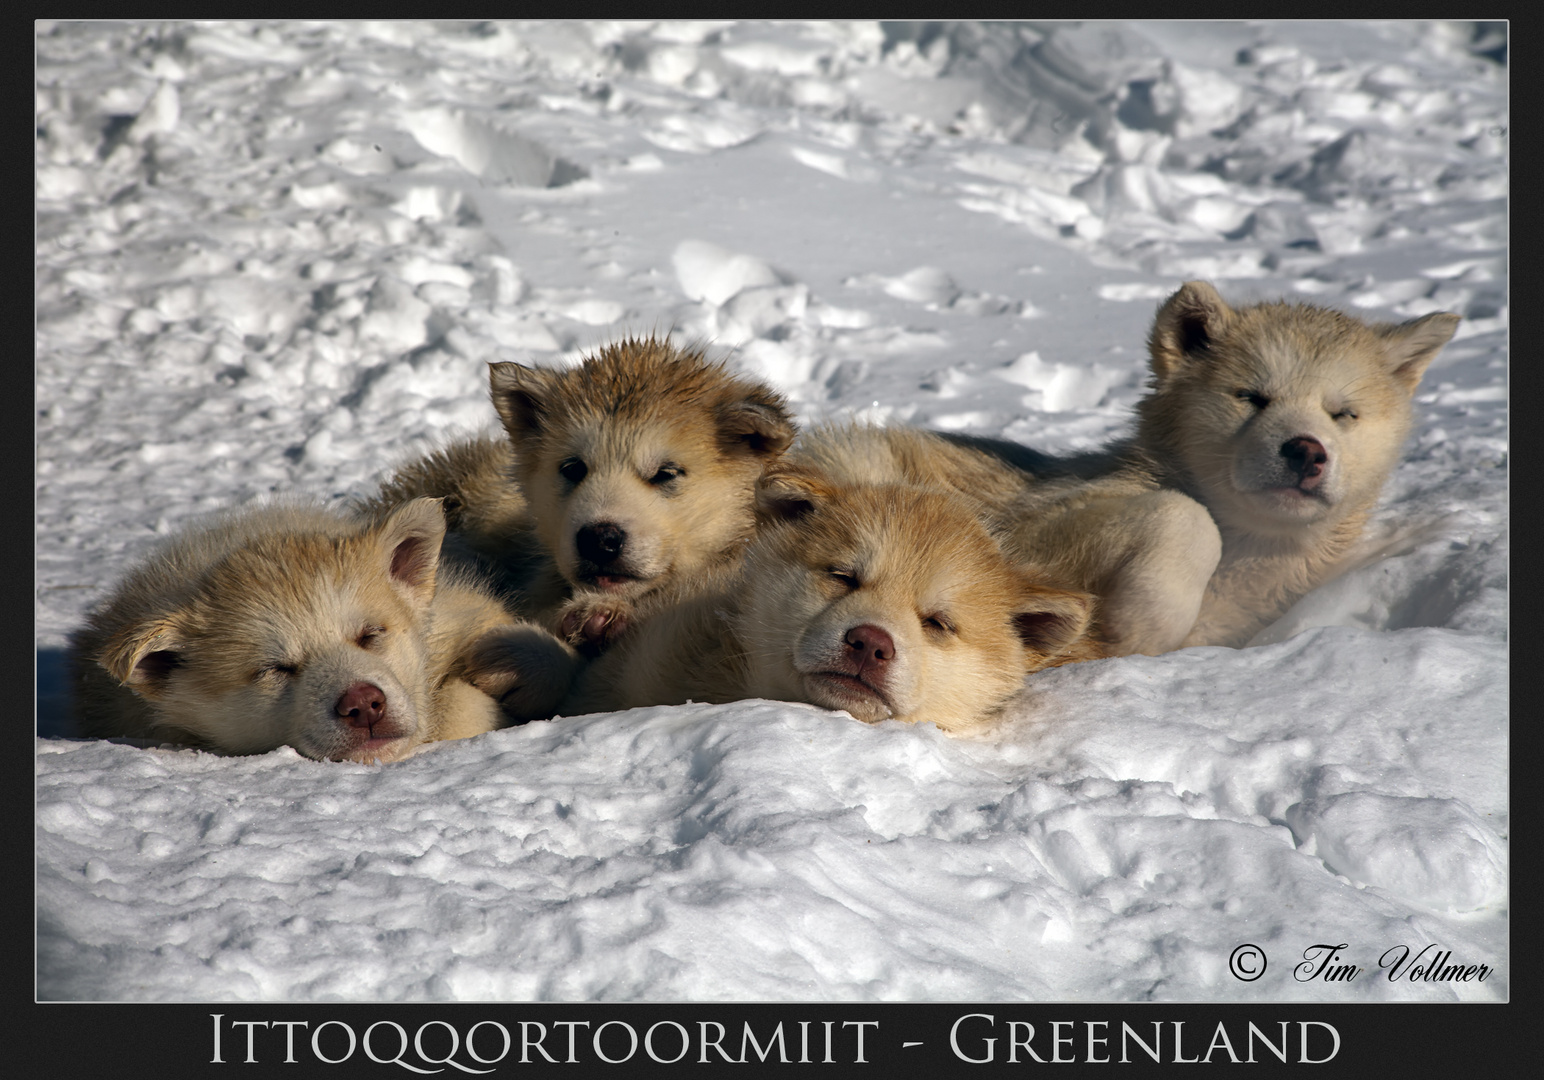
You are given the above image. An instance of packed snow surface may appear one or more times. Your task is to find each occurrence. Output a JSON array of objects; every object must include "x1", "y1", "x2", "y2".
[{"x1": 35, "y1": 20, "x2": 1506, "y2": 1002}]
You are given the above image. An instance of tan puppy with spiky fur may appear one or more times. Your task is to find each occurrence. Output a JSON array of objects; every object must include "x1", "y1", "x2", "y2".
[
  {"x1": 365, "y1": 337, "x2": 796, "y2": 651},
  {"x1": 71, "y1": 498, "x2": 579, "y2": 762},
  {"x1": 805, "y1": 282, "x2": 1460, "y2": 652},
  {"x1": 564, "y1": 466, "x2": 1104, "y2": 735}
]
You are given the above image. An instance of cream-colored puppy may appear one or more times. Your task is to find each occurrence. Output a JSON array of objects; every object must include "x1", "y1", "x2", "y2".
[
  {"x1": 1133, "y1": 281, "x2": 1459, "y2": 646},
  {"x1": 71, "y1": 498, "x2": 578, "y2": 762},
  {"x1": 796, "y1": 282, "x2": 1460, "y2": 652}
]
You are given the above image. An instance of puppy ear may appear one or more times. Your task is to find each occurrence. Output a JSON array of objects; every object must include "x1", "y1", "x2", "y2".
[
  {"x1": 1148, "y1": 281, "x2": 1233, "y2": 384},
  {"x1": 375, "y1": 497, "x2": 446, "y2": 606},
  {"x1": 98, "y1": 618, "x2": 184, "y2": 698},
  {"x1": 489, "y1": 362, "x2": 558, "y2": 441},
  {"x1": 1010, "y1": 584, "x2": 1094, "y2": 663},
  {"x1": 754, "y1": 466, "x2": 833, "y2": 524},
  {"x1": 715, "y1": 390, "x2": 796, "y2": 459},
  {"x1": 1375, "y1": 311, "x2": 1461, "y2": 394}
]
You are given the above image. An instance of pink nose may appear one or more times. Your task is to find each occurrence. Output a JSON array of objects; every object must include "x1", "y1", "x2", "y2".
[
  {"x1": 844, "y1": 624, "x2": 895, "y2": 674},
  {"x1": 335, "y1": 682, "x2": 386, "y2": 729},
  {"x1": 1280, "y1": 435, "x2": 1328, "y2": 488}
]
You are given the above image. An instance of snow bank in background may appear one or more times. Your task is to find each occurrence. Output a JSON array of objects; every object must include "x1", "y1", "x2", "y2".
[{"x1": 36, "y1": 20, "x2": 1506, "y2": 1002}]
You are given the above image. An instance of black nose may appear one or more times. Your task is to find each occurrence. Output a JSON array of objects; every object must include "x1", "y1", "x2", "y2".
[{"x1": 576, "y1": 522, "x2": 627, "y2": 566}]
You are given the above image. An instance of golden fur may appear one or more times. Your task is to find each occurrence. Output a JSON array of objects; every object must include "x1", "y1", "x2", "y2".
[
  {"x1": 790, "y1": 423, "x2": 1219, "y2": 657},
  {"x1": 565, "y1": 466, "x2": 1104, "y2": 735},
  {"x1": 362, "y1": 336, "x2": 795, "y2": 651},
  {"x1": 71, "y1": 498, "x2": 578, "y2": 762}
]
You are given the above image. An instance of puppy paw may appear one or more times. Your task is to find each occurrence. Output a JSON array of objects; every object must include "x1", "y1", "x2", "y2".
[
  {"x1": 462, "y1": 625, "x2": 580, "y2": 723},
  {"x1": 556, "y1": 597, "x2": 633, "y2": 655}
]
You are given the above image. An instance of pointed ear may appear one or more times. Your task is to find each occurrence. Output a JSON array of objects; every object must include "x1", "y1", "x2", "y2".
[
  {"x1": 1011, "y1": 583, "x2": 1094, "y2": 660},
  {"x1": 1148, "y1": 281, "x2": 1234, "y2": 384},
  {"x1": 1375, "y1": 312, "x2": 1460, "y2": 394},
  {"x1": 98, "y1": 618, "x2": 184, "y2": 698},
  {"x1": 715, "y1": 389, "x2": 796, "y2": 460},
  {"x1": 489, "y1": 362, "x2": 559, "y2": 441},
  {"x1": 754, "y1": 466, "x2": 833, "y2": 524},
  {"x1": 375, "y1": 497, "x2": 446, "y2": 606}
]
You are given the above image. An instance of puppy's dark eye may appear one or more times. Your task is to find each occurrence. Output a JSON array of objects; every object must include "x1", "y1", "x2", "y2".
[
  {"x1": 828, "y1": 567, "x2": 859, "y2": 589},
  {"x1": 559, "y1": 457, "x2": 588, "y2": 484},
  {"x1": 356, "y1": 626, "x2": 386, "y2": 649},
  {"x1": 922, "y1": 614, "x2": 955, "y2": 635},
  {"x1": 648, "y1": 464, "x2": 683, "y2": 486},
  {"x1": 1330, "y1": 406, "x2": 1358, "y2": 421},
  {"x1": 1234, "y1": 389, "x2": 1271, "y2": 410}
]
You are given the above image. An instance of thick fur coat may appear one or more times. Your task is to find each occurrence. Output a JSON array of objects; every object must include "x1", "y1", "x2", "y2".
[
  {"x1": 71, "y1": 498, "x2": 578, "y2": 762},
  {"x1": 363, "y1": 337, "x2": 796, "y2": 651},
  {"x1": 804, "y1": 282, "x2": 1459, "y2": 652},
  {"x1": 565, "y1": 465, "x2": 1104, "y2": 734}
]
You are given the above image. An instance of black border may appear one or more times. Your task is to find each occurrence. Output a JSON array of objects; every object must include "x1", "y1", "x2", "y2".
[{"x1": 26, "y1": 14, "x2": 1523, "y2": 1077}]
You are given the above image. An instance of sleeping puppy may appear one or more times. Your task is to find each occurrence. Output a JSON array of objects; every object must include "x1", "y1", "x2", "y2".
[
  {"x1": 564, "y1": 465, "x2": 1104, "y2": 735},
  {"x1": 71, "y1": 498, "x2": 578, "y2": 762}
]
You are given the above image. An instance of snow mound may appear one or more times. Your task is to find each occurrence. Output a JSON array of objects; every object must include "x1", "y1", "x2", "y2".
[
  {"x1": 1286, "y1": 793, "x2": 1507, "y2": 912},
  {"x1": 673, "y1": 239, "x2": 784, "y2": 306},
  {"x1": 404, "y1": 107, "x2": 586, "y2": 188}
]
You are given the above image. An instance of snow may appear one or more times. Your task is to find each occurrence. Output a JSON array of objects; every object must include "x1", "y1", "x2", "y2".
[{"x1": 35, "y1": 20, "x2": 1506, "y2": 1003}]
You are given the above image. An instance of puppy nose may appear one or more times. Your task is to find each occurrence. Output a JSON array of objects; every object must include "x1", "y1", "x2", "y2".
[
  {"x1": 844, "y1": 624, "x2": 895, "y2": 669},
  {"x1": 1280, "y1": 435, "x2": 1328, "y2": 485},
  {"x1": 576, "y1": 522, "x2": 627, "y2": 566},
  {"x1": 335, "y1": 682, "x2": 386, "y2": 729}
]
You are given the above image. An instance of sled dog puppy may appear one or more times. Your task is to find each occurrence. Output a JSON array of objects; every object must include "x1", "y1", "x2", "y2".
[
  {"x1": 564, "y1": 466, "x2": 1105, "y2": 735},
  {"x1": 71, "y1": 498, "x2": 580, "y2": 762},
  {"x1": 790, "y1": 423, "x2": 1221, "y2": 658},
  {"x1": 365, "y1": 337, "x2": 796, "y2": 650},
  {"x1": 1129, "y1": 282, "x2": 1460, "y2": 646},
  {"x1": 809, "y1": 282, "x2": 1460, "y2": 651}
]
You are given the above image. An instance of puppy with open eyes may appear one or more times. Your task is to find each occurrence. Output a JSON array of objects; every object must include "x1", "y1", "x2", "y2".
[
  {"x1": 363, "y1": 336, "x2": 796, "y2": 654},
  {"x1": 563, "y1": 465, "x2": 1105, "y2": 735},
  {"x1": 70, "y1": 498, "x2": 577, "y2": 763}
]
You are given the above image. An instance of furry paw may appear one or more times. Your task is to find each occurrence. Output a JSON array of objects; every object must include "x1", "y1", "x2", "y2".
[
  {"x1": 556, "y1": 597, "x2": 633, "y2": 655},
  {"x1": 462, "y1": 625, "x2": 580, "y2": 723}
]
